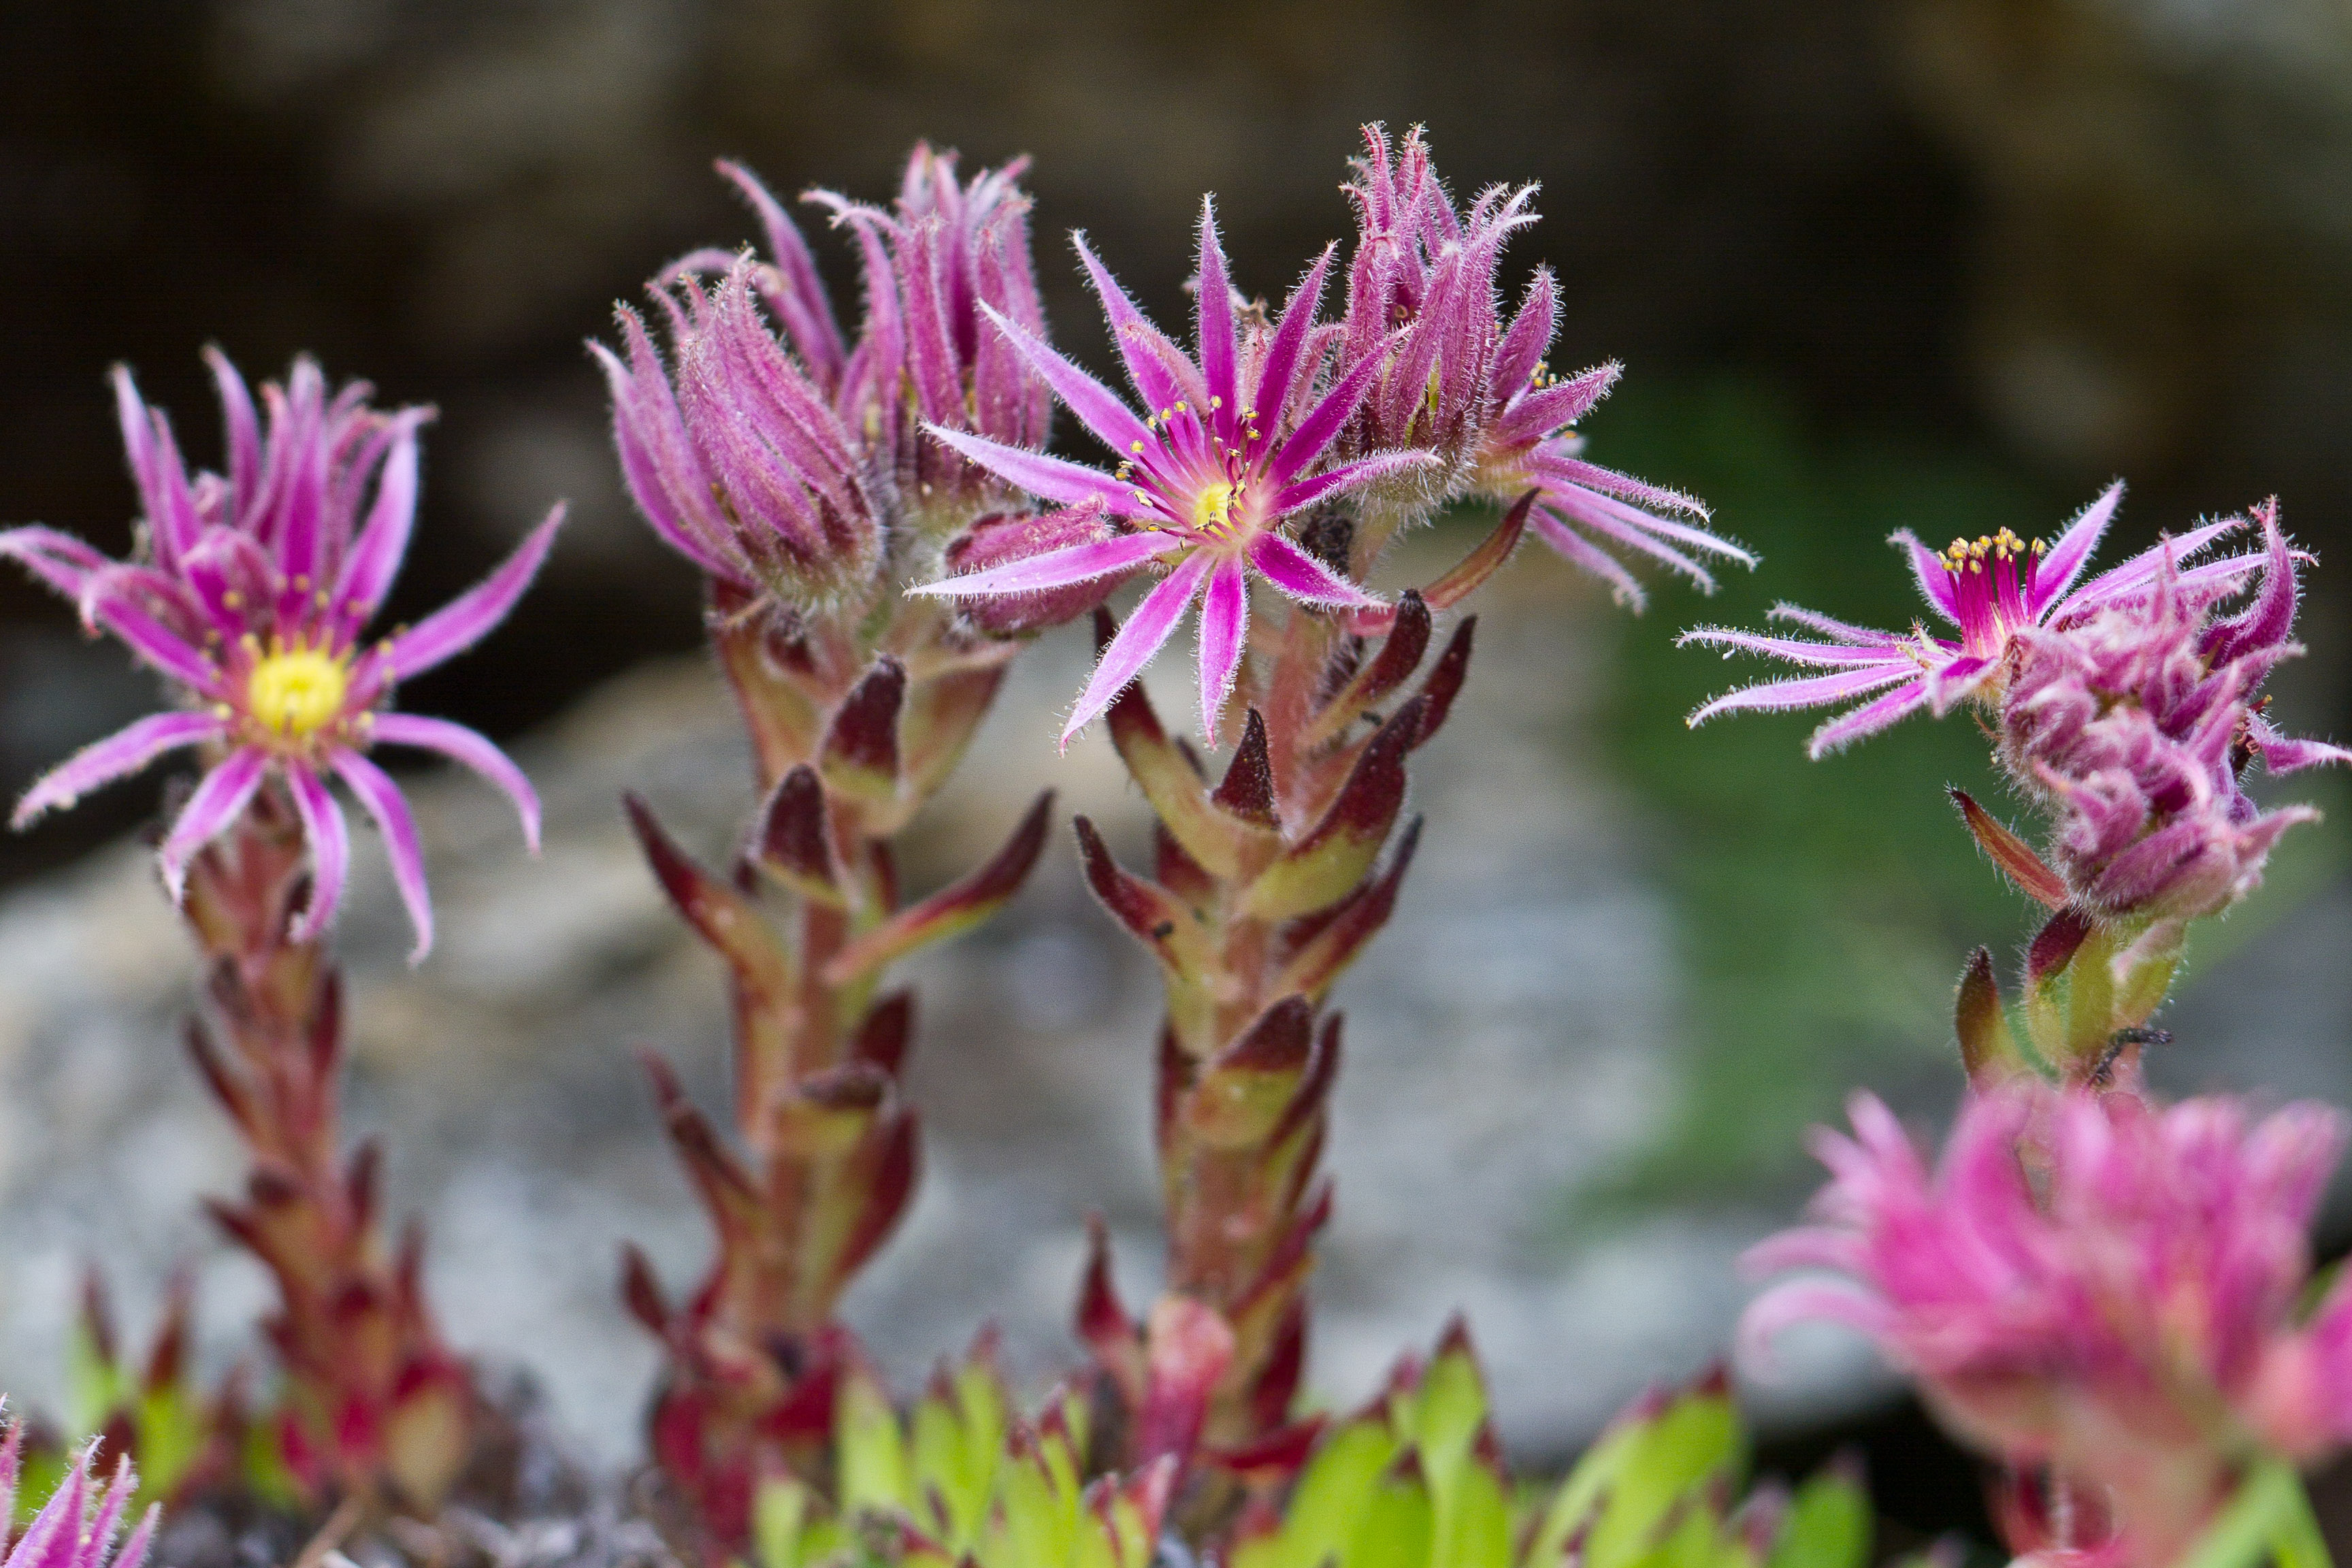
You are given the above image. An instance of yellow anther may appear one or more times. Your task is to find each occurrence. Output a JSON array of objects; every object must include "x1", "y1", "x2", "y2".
[
  {"x1": 1209, "y1": 395, "x2": 1223, "y2": 410},
  {"x1": 1130, "y1": 440, "x2": 1145, "y2": 454},
  {"x1": 246, "y1": 645, "x2": 350, "y2": 741},
  {"x1": 223, "y1": 589, "x2": 243, "y2": 609}
]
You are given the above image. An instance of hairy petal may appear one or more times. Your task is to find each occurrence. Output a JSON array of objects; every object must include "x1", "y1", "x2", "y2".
[
  {"x1": 369, "y1": 712, "x2": 543, "y2": 852},
  {"x1": 2031, "y1": 480, "x2": 2125, "y2": 615},
  {"x1": 159, "y1": 747, "x2": 270, "y2": 898},
  {"x1": 924, "y1": 426, "x2": 1156, "y2": 519},
  {"x1": 284, "y1": 763, "x2": 350, "y2": 942},
  {"x1": 335, "y1": 750, "x2": 434, "y2": 964},
  {"x1": 13, "y1": 710, "x2": 222, "y2": 828},
  {"x1": 1196, "y1": 556, "x2": 1249, "y2": 744},
  {"x1": 1247, "y1": 532, "x2": 1382, "y2": 609},
  {"x1": 912, "y1": 527, "x2": 1180, "y2": 597},
  {"x1": 387, "y1": 506, "x2": 564, "y2": 680},
  {"x1": 1062, "y1": 553, "x2": 1212, "y2": 748},
  {"x1": 1686, "y1": 662, "x2": 1917, "y2": 728},
  {"x1": 1271, "y1": 448, "x2": 1439, "y2": 517}
]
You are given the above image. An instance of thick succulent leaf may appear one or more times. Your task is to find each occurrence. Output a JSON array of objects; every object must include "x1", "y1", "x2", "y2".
[
  {"x1": 1531, "y1": 1377, "x2": 1743, "y2": 1568},
  {"x1": 821, "y1": 655, "x2": 907, "y2": 806},
  {"x1": 1948, "y1": 789, "x2": 2067, "y2": 910},
  {"x1": 1306, "y1": 591, "x2": 1433, "y2": 749},
  {"x1": 1408, "y1": 1320, "x2": 1488, "y2": 1494},
  {"x1": 1213, "y1": 709, "x2": 1280, "y2": 828},
  {"x1": 1411, "y1": 619, "x2": 1475, "y2": 750},
  {"x1": 1277, "y1": 819, "x2": 1422, "y2": 1000},
  {"x1": 753, "y1": 764, "x2": 842, "y2": 905},
  {"x1": 1422, "y1": 490, "x2": 1534, "y2": 612},
  {"x1": 1243, "y1": 702, "x2": 1421, "y2": 921},
  {"x1": 1100, "y1": 609, "x2": 1265, "y2": 876},
  {"x1": 1074, "y1": 818, "x2": 1213, "y2": 979},
  {"x1": 1431, "y1": 1450, "x2": 1512, "y2": 1568},
  {"x1": 626, "y1": 794, "x2": 795, "y2": 1004},
  {"x1": 1186, "y1": 998, "x2": 1316, "y2": 1148},
  {"x1": 837, "y1": 1366, "x2": 915, "y2": 1520},
  {"x1": 823, "y1": 793, "x2": 1054, "y2": 986},
  {"x1": 1765, "y1": 1465, "x2": 1872, "y2": 1568},
  {"x1": 1240, "y1": 1420, "x2": 1398, "y2": 1568}
]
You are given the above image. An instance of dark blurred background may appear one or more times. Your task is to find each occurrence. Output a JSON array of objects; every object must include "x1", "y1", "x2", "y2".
[{"x1": 4, "y1": 0, "x2": 2351, "y2": 1547}]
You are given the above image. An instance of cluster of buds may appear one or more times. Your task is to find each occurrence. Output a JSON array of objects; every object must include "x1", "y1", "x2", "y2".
[
  {"x1": 1746, "y1": 1085, "x2": 2352, "y2": 1568},
  {"x1": 1999, "y1": 503, "x2": 2347, "y2": 927},
  {"x1": 2, "y1": 354, "x2": 560, "y2": 1514},
  {"x1": 599, "y1": 146, "x2": 1067, "y2": 1557},
  {"x1": 598, "y1": 145, "x2": 1053, "y2": 618},
  {"x1": 1332, "y1": 127, "x2": 1745, "y2": 601},
  {"x1": 0, "y1": 1411, "x2": 158, "y2": 1568}
]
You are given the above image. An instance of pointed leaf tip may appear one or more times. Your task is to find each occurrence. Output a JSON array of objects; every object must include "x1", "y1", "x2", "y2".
[
  {"x1": 1950, "y1": 787, "x2": 2068, "y2": 909},
  {"x1": 1955, "y1": 947, "x2": 2024, "y2": 1087},
  {"x1": 1212, "y1": 708, "x2": 1278, "y2": 828},
  {"x1": 821, "y1": 790, "x2": 1055, "y2": 985}
]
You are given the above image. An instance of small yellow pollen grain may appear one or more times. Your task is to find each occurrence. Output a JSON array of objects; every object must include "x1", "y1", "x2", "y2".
[{"x1": 222, "y1": 590, "x2": 243, "y2": 608}]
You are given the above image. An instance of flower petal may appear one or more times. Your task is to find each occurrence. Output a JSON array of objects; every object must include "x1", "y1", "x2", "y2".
[
  {"x1": 368, "y1": 711, "x2": 543, "y2": 851},
  {"x1": 284, "y1": 764, "x2": 350, "y2": 942},
  {"x1": 1194, "y1": 199, "x2": 1239, "y2": 420},
  {"x1": 2029, "y1": 480, "x2": 2125, "y2": 616},
  {"x1": 0, "y1": 525, "x2": 110, "y2": 600},
  {"x1": 1062, "y1": 552, "x2": 1212, "y2": 749},
  {"x1": 922, "y1": 427, "x2": 1157, "y2": 520},
  {"x1": 159, "y1": 747, "x2": 269, "y2": 899},
  {"x1": 1685, "y1": 662, "x2": 1918, "y2": 728},
  {"x1": 1889, "y1": 528, "x2": 1961, "y2": 625},
  {"x1": 1250, "y1": 245, "x2": 1335, "y2": 432},
  {"x1": 912, "y1": 527, "x2": 1180, "y2": 597},
  {"x1": 1196, "y1": 556, "x2": 1249, "y2": 745},
  {"x1": 13, "y1": 710, "x2": 222, "y2": 828},
  {"x1": 1075, "y1": 231, "x2": 1187, "y2": 414},
  {"x1": 1675, "y1": 627, "x2": 1907, "y2": 668},
  {"x1": 386, "y1": 505, "x2": 564, "y2": 681},
  {"x1": 332, "y1": 422, "x2": 421, "y2": 621},
  {"x1": 1806, "y1": 680, "x2": 1933, "y2": 758},
  {"x1": 88, "y1": 591, "x2": 219, "y2": 693},
  {"x1": 1531, "y1": 507, "x2": 1646, "y2": 609},
  {"x1": 1247, "y1": 532, "x2": 1382, "y2": 610},
  {"x1": 1264, "y1": 336, "x2": 1397, "y2": 490},
  {"x1": 334, "y1": 749, "x2": 434, "y2": 964},
  {"x1": 974, "y1": 304, "x2": 1156, "y2": 459},
  {"x1": 203, "y1": 345, "x2": 264, "y2": 520},
  {"x1": 1270, "y1": 448, "x2": 1439, "y2": 519}
]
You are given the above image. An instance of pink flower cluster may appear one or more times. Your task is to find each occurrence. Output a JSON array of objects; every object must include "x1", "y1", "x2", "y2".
[
  {"x1": 1, "y1": 354, "x2": 560, "y2": 959},
  {"x1": 1746, "y1": 1084, "x2": 2352, "y2": 1565},
  {"x1": 2000, "y1": 502, "x2": 2351, "y2": 921},
  {"x1": 1339, "y1": 127, "x2": 1746, "y2": 605}
]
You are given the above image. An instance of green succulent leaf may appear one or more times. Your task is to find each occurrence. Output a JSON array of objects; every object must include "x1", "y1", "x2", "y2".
[{"x1": 1766, "y1": 1471, "x2": 1872, "y2": 1568}]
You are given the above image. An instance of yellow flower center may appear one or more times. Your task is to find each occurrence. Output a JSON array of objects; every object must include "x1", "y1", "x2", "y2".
[
  {"x1": 1192, "y1": 481, "x2": 1241, "y2": 538},
  {"x1": 247, "y1": 644, "x2": 351, "y2": 740}
]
